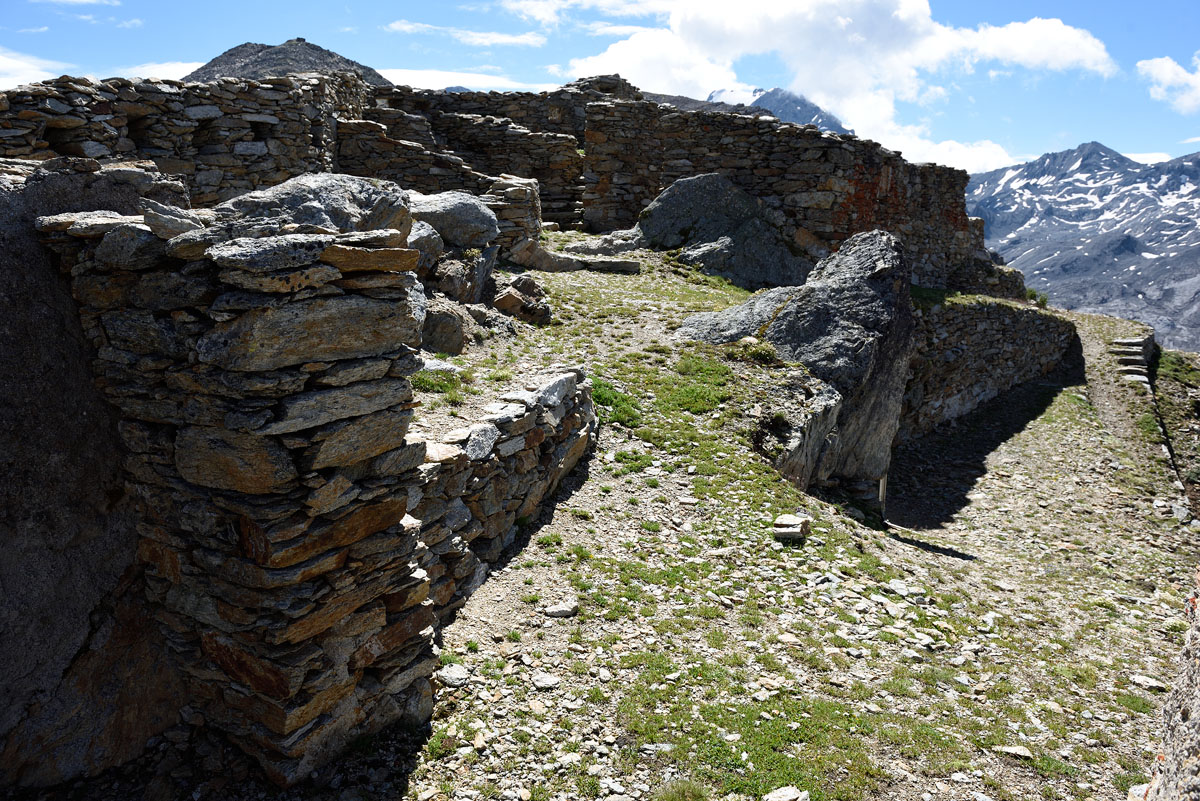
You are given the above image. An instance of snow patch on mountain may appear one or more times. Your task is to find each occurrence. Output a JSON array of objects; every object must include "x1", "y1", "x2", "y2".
[{"x1": 968, "y1": 142, "x2": 1200, "y2": 350}]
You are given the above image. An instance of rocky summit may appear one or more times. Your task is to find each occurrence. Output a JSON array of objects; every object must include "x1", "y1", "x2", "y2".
[
  {"x1": 0, "y1": 58, "x2": 1198, "y2": 801},
  {"x1": 183, "y1": 37, "x2": 392, "y2": 86}
]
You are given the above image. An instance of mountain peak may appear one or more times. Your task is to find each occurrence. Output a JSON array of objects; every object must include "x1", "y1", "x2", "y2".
[{"x1": 182, "y1": 38, "x2": 392, "y2": 86}]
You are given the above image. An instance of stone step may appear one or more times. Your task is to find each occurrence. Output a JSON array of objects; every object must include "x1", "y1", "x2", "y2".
[
  {"x1": 1112, "y1": 336, "x2": 1154, "y2": 348},
  {"x1": 1109, "y1": 347, "x2": 1146, "y2": 357},
  {"x1": 1117, "y1": 365, "x2": 1149, "y2": 376},
  {"x1": 1116, "y1": 355, "x2": 1149, "y2": 366}
]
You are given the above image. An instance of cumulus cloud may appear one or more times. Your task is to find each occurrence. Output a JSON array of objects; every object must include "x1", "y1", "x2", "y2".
[
  {"x1": 557, "y1": 0, "x2": 1117, "y2": 171},
  {"x1": 0, "y1": 46, "x2": 70, "y2": 89},
  {"x1": 111, "y1": 61, "x2": 204, "y2": 80},
  {"x1": 581, "y1": 22, "x2": 656, "y2": 37},
  {"x1": 378, "y1": 68, "x2": 557, "y2": 91},
  {"x1": 1138, "y1": 52, "x2": 1200, "y2": 114},
  {"x1": 568, "y1": 29, "x2": 751, "y2": 101},
  {"x1": 384, "y1": 20, "x2": 546, "y2": 47},
  {"x1": 499, "y1": 0, "x2": 673, "y2": 26}
]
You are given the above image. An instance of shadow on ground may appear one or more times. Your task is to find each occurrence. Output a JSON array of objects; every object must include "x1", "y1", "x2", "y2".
[{"x1": 887, "y1": 335, "x2": 1086, "y2": 531}]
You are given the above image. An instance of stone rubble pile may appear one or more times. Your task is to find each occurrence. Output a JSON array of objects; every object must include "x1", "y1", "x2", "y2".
[{"x1": 33, "y1": 170, "x2": 596, "y2": 785}]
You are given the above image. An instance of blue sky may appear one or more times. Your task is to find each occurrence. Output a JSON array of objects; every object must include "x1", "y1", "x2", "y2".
[{"x1": 2, "y1": 0, "x2": 1198, "y2": 173}]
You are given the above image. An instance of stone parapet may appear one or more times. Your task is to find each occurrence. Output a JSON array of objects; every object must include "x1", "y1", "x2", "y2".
[{"x1": 899, "y1": 296, "x2": 1077, "y2": 439}]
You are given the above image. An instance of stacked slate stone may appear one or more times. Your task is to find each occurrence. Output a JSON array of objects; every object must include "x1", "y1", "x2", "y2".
[
  {"x1": 579, "y1": 99, "x2": 1021, "y2": 298},
  {"x1": 34, "y1": 173, "x2": 432, "y2": 783},
  {"x1": 335, "y1": 119, "x2": 495, "y2": 197},
  {"x1": 480, "y1": 175, "x2": 542, "y2": 255},
  {"x1": 405, "y1": 112, "x2": 583, "y2": 227},
  {"x1": 0, "y1": 73, "x2": 369, "y2": 206},
  {"x1": 32, "y1": 169, "x2": 596, "y2": 785}
]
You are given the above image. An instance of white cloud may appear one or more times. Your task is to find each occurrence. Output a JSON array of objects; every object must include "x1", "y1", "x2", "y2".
[
  {"x1": 581, "y1": 22, "x2": 656, "y2": 36},
  {"x1": 383, "y1": 19, "x2": 546, "y2": 47},
  {"x1": 116, "y1": 17, "x2": 141, "y2": 28},
  {"x1": 499, "y1": 0, "x2": 673, "y2": 26},
  {"x1": 567, "y1": 28, "x2": 752, "y2": 101},
  {"x1": 1138, "y1": 52, "x2": 1200, "y2": 114},
  {"x1": 19, "y1": 26, "x2": 50, "y2": 33},
  {"x1": 1125, "y1": 152, "x2": 1172, "y2": 164},
  {"x1": 378, "y1": 68, "x2": 557, "y2": 91},
  {"x1": 0, "y1": 46, "x2": 70, "y2": 89},
  {"x1": 112, "y1": 61, "x2": 204, "y2": 80},
  {"x1": 29, "y1": 0, "x2": 119, "y2": 4},
  {"x1": 557, "y1": 1, "x2": 1117, "y2": 171},
  {"x1": 1182, "y1": 136, "x2": 1200, "y2": 145}
]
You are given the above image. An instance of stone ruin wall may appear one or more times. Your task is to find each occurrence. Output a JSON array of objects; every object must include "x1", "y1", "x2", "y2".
[
  {"x1": 0, "y1": 72, "x2": 1009, "y2": 294},
  {"x1": 580, "y1": 100, "x2": 1000, "y2": 293},
  {"x1": 0, "y1": 162, "x2": 594, "y2": 786},
  {"x1": 0, "y1": 73, "x2": 369, "y2": 206},
  {"x1": 898, "y1": 297, "x2": 1079, "y2": 440}
]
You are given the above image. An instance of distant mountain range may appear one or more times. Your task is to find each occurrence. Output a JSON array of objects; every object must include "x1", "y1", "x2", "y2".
[
  {"x1": 183, "y1": 37, "x2": 391, "y2": 86},
  {"x1": 642, "y1": 87, "x2": 852, "y2": 135},
  {"x1": 968, "y1": 142, "x2": 1200, "y2": 351}
]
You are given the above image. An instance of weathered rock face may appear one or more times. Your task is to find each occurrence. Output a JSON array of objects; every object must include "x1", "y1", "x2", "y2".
[
  {"x1": 212, "y1": 173, "x2": 412, "y2": 238},
  {"x1": 563, "y1": 173, "x2": 810, "y2": 289},
  {"x1": 679, "y1": 231, "x2": 915, "y2": 505},
  {"x1": 409, "y1": 190, "x2": 499, "y2": 248},
  {"x1": 636, "y1": 173, "x2": 812, "y2": 288},
  {"x1": 749, "y1": 368, "x2": 842, "y2": 490},
  {"x1": 17, "y1": 167, "x2": 597, "y2": 788},
  {"x1": 0, "y1": 158, "x2": 186, "y2": 786}
]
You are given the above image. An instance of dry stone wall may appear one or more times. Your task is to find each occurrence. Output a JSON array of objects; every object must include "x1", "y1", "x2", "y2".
[
  {"x1": 0, "y1": 73, "x2": 368, "y2": 206},
  {"x1": 373, "y1": 75, "x2": 644, "y2": 144},
  {"x1": 899, "y1": 296, "x2": 1078, "y2": 440},
  {"x1": 580, "y1": 100, "x2": 1003, "y2": 293},
  {"x1": 0, "y1": 71, "x2": 1013, "y2": 294},
  {"x1": 397, "y1": 111, "x2": 583, "y2": 225},
  {"x1": 17, "y1": 170, "x2": 595, "y2": 787}
]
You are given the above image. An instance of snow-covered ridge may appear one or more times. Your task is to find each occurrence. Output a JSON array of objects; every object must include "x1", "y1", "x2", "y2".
[{"x1": 967, "y1": 142, "x2": 1200, "y2": 350}]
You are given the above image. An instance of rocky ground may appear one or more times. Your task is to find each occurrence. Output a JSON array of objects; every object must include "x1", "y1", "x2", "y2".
[{"x1": 7, "y1": 236, "x2": 1198, "y2": 801}]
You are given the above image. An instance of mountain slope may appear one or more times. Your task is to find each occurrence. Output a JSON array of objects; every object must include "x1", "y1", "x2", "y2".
[
  {"x1": 642, "y1": 87, "x2": 851, "y2": 135},
  {"x1": 182, "y1": 37, "x2": 391, "y2": 86},
  {"x1": 967, "y1": 142, "x2": 1200, "y2": 350}
]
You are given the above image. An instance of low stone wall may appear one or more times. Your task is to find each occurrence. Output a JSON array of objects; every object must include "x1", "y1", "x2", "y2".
[
  {"x1": 412, "y1": 112, "x2": 583, "y2": 225},
  {"x1": 20, "y1": 172, "x2": 595, "y2": 786},
  {"x1": 580, "y1": 100, "x2": 998, "y2": 292},
  {"x1": 335, "y1": 119, "x2": 494, "y2": 196},
  {"x1": 373, "y1": 75, "x2": 643, "y2": 144},
  {"x1": 899, "y1": 296, "x2": 1077, "y2": 439},
  {"x1": 0, "y1": 73, "x2": 368, "y2": 206}
]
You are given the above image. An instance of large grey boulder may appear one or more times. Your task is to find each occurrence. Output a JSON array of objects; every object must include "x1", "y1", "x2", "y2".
[
  {"x1": 679, "y1": 231, "x2": 915, "y2": 507},
  {"x1": 568, "y1": 173, "x2": 810, "y2": 289},
  {"x1": 213, "y1": 173, "x2": 412, "y2": 237},
  {"x1": 410, "y1": 191, "x2": 499, "y2": 248}
]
